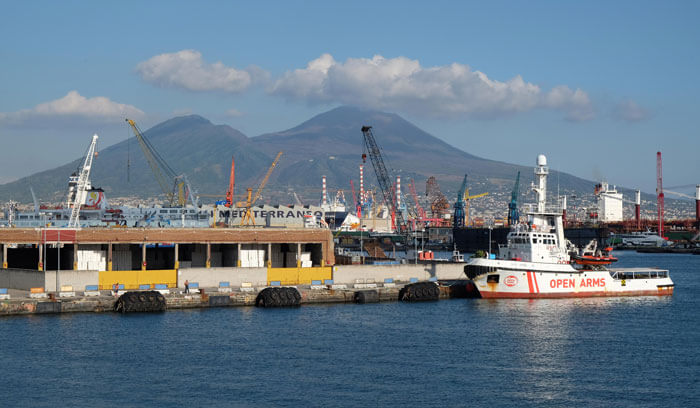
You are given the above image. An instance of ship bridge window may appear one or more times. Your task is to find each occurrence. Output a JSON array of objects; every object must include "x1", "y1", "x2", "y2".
[
  {"x1": 612, "y1": 270, "x2": 668, "y2": 280},
  {"x1": 160, "y1": 210, "x2": 167, "y2": 213}
]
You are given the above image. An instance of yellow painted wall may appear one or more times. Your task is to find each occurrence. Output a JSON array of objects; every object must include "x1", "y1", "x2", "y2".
[
  {"x1": 98, "y1": 269, "x2": 176, "y2": 290},
  {"x1": 267, "y1": 267, "x2": 332, "y2": 285}
]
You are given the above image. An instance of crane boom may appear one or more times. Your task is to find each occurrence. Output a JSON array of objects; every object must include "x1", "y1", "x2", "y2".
[
  {"x1": 463, "y1": 181, "x2": 489, "y2": 227},
  {"x1": 293, "y1": 192, "x2": 303, "y2": 206},
  {"x1": 226, "y1": 157, "x2": 235, "y2": 207},
  {"x1": 409, "y1": 179, "x2": 426, "y2": 219},
  {"x1": 361, "y1": 126, "x2": 407, "y2": 234},
  {"x1": 126, "y1": 118, "x2": 186, "y2": 206},
  {"x1": 68, "y1": 134, "x2": 98, "y2": 228},
  {"x1": 240, "y1": 151, "x2": 283, "y2": 226}
]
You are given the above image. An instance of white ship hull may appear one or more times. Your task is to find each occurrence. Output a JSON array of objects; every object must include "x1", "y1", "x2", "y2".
[
  {"x1": 467, "y1": 259, "x2": 674, "y2": 299},
  {"x1": 462, "y1": 153, "x2": 673, "y2": 299}
]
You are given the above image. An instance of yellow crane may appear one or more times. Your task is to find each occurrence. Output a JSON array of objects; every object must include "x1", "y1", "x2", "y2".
[
  {"x1": 465, "y1": 188, "x2": 488, "y2": 227},
  {"x1": 240, "y1": 151, "x2": 283, "y2": 226}
]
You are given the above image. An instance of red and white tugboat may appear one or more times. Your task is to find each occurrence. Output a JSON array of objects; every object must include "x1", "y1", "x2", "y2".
[{"x1": 465, "y1": 154, "x2": 674, "y2": 298}]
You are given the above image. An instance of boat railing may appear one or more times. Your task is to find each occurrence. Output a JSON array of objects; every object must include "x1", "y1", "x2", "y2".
[
  {"x1": 522, "y1": 203, "x2": 562, "y2": 214},
  {"x1": 610, "y1": 270, "x2": 669, "y2": 280}
]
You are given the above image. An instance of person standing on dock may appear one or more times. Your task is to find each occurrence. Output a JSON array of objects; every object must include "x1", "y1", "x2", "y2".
[
  {"x1": 184, "y1": 280, "x2": 189, "y2": 294},
  {"x1": 112, "y1": 282, "x2": 119, "y2": 296}
]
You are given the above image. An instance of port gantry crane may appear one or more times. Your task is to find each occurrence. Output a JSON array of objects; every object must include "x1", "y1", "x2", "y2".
[
  {"x1": 464, "y1": 184, "x2": 488, "y2": 227},
  {"x1": 360, "y1": 126, "x2": 408, "y2": 238},
  {"x1": 508, "y1": 171, "x2": 521, "y2": 226},
  {"x1": 453, "y1": 175, "x2": 468, "y2": 228},
  {"x1": 239, "y1": 151, "x2": 283, "y2": 226},
  {"x1": 126, "y1": 118, "x2": 196, "y2": 207},
  {"x1": 67, "y1": 134, "x2": 99, "y2": 228}
]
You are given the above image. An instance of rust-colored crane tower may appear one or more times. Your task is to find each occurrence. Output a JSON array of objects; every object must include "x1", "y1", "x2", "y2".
[{"x1": 225, "y1": 157, "x2": 235, "y2": 207}]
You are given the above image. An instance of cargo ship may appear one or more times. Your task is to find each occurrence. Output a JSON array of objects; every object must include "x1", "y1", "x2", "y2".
[
  {"x1": 463, "y1": 154, "x2": 673, "y2": 298},
  {"x1": 453, "y1": 224, "x2": 608, "y2": 253}
]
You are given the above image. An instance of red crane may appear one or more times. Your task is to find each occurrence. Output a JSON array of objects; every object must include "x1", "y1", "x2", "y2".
[
  {"x1": 409, "y1": 179, "x2": 426, "y2": 219},
  {"x1": 657, "y1": 151, "x2": 664, "y2": 238},
  {"x1": 225, "y1": 157, "x2": 235, "y2": 207}
]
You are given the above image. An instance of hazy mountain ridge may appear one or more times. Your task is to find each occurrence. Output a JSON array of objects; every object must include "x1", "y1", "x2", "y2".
[{"x1": 0, "y1": 106, "x2": 658, "y2": 207}]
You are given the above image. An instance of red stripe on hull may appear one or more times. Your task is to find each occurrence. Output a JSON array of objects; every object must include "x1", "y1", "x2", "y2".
[
  {"x1": 526, "y1": 272, "x2": 534, "y2": 293},
  {"x1": 479, "y1": 288, "x2": 674, "y2": 299}
]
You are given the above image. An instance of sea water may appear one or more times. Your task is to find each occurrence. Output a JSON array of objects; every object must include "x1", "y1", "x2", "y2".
[{"x1": 1, "y1": 252, "x2": 698, "y2": 407}]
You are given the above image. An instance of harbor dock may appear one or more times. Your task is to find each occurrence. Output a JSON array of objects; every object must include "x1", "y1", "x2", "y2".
[
  {"x1": 0, "y1": 227, "x2": 473, "y2": 316},
  {"x1": 0, "y1": 280, "x2": 472, "y2": 316}
]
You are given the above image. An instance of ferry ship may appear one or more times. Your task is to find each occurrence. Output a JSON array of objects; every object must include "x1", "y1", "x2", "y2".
[{"x1": 464, "y1": 154, "x2": 674, "y2": 298}]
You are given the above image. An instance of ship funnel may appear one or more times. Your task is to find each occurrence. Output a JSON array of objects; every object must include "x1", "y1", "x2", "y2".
[
  {"x1": 696, "y1": 185, "x2": 700, "y2": 222},
  {"x1": 635, "y1": 190, "x2": 641, "y2": 230}
]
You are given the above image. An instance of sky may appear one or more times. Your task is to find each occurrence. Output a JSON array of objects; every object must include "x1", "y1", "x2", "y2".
[{"x1": 1, "y1": 0, "x2": 698, "y2": 196}]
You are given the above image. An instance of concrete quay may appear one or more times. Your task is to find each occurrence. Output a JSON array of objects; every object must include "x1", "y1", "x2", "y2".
[{"x1": 0, "y1": 282, "x2": 471, "y2": 317}]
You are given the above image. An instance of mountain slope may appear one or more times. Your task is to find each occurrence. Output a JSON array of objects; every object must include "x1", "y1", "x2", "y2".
[
  {"x1": 0, "y1": 115, "x2": 273, "y2": 203},
  {"x1": 254, "y1": 106, "x2": 597, "y2": 197},
  {"x1": 0, "y1": 107, "x2": 618, "y2": 207}
]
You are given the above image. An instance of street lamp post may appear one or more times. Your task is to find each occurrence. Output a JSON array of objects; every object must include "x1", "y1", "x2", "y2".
[
  {"x1": 414, "y1": 229, "x2": 418, "y2": 264},
  {"x1": 56, "y1": 230, "x2": 61, "y2": 294},
  {"x1": 488, "y1": 226, "x2": 493, "y2": 256}
]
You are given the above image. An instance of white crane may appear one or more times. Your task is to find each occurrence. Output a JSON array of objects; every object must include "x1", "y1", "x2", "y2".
[{"x1": 67, "y1": 134, "x2": 98, "y2": 228}]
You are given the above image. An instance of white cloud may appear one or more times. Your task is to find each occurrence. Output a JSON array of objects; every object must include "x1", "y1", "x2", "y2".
[
  {"x1": 0, "y1": 91, "x2": 144, "y2": 124},
  {"x1": 269, "y1": 54, "x2": 594, "y2": 121},
  {"x1": 612, "y1": 100, "x2": 650, "y2": 122},
  {"x1": 136, "y1": 49, "x2": 266, "y2": 93}
]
